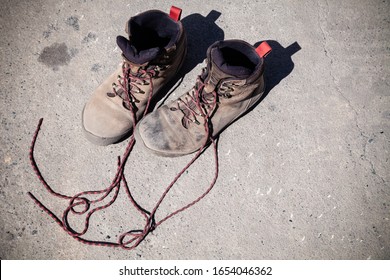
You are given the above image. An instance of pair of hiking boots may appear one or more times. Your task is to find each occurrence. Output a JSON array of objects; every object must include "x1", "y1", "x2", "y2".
[{"x1": 82, "y1": 6, "x2": 271, "y2": 156}]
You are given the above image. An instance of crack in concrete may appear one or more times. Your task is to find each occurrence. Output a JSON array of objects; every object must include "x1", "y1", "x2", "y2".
[{"x1": 317, "y1": 0, "x2": 386, "y2": 184}]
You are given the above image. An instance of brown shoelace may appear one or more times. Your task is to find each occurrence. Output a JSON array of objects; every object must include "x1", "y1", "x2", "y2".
[{"x1": 28, "y1": 66, "x2": 219, "y2": 250}]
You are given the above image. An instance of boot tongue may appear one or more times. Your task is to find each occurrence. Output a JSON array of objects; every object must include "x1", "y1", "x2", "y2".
[
  {"x1": 210, "y1": 46, "x2": 254, "y2": 79},
  {"x1": 117, "y1": 35, "x2": 162, "y2": 65},
  {"x1": 203, "y1": 53, "x2": 236, "y2": 93}
]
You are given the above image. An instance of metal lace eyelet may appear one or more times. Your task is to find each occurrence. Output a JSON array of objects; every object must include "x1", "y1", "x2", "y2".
[
  {"x1": 122, "y1": 101, "x2": 130, "y2": 109},
  {"x1": 223, "y1": 93, "x2": 232, "y2": 98},
  {"x1": 107, "y1": 92, "x2": 115, "y2": 97}
]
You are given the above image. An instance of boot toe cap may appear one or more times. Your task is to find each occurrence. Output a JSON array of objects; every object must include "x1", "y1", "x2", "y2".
[
  {"x1": 136, "y1": 109, "x2": 205, "y2": 156},
  {"x1": 136, "y1": 112, "x2": 172, "y2": 154},
  {"x1": 82, "y1": 102, "x2": 133, "y2": 145}
]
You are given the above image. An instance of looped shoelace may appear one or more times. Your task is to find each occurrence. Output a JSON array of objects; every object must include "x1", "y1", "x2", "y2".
[
  {"x1": 111, "y1": 62, "x2": 163, "y2": 110},
  {"x1": 28, "y1": 65, "x2": 219, "y2": 250},
  {"x1": 170, "y1": 74, "x2": 218, "y2": 128},
  {"x1": 219, "y1": 82, "x2": 235, "y2": 98}
]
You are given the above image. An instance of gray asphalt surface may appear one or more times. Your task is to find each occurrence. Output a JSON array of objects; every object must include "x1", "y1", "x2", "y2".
[{"x1": 0, "y1": 0, "x2": 389, "y2": 259}]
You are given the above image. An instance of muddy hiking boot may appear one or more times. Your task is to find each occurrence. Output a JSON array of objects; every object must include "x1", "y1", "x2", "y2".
[
  {"x1": 82, "y1": 6, "x2": 187, "y2": 145},
  {"x1": 135, "y1": 39, "x2": 271, "y2": 156}
]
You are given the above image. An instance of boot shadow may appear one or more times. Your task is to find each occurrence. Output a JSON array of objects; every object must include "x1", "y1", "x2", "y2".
[
  {"x1": 181, "y1": 10, "x2": 225, "y2": 74},
  {"x1": 151, "y1": 10, "x2": 225, "y2": 109},
  {"x1": 255, "y1": 40, "x2": 302, "y2": 103}
]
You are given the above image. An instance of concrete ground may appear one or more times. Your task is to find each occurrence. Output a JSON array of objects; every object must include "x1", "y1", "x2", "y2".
[{"x1": 0, "y1": 0, "x2": 389, "y2": 260}]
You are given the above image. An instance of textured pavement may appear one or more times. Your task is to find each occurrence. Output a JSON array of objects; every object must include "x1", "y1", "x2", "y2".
[{"x1": 0, "y1": 0, "x2": 389, "y2": 259}]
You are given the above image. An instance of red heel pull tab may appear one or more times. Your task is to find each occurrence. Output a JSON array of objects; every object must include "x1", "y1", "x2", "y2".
[
  {"x1": 255, "y1": 41, "x2": 272, "y2": 58},
  {"x1": 169, "y1": 6, "x2": 182, "y2": 21}
]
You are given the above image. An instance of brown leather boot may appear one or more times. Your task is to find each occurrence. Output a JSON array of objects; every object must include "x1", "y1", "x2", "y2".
[
  {"x1": 82, "y1": 7, "x2": 186, "y2": 145},
  {"x1": 135, "y1": 39, "x2": 271, "y2": 156}
]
